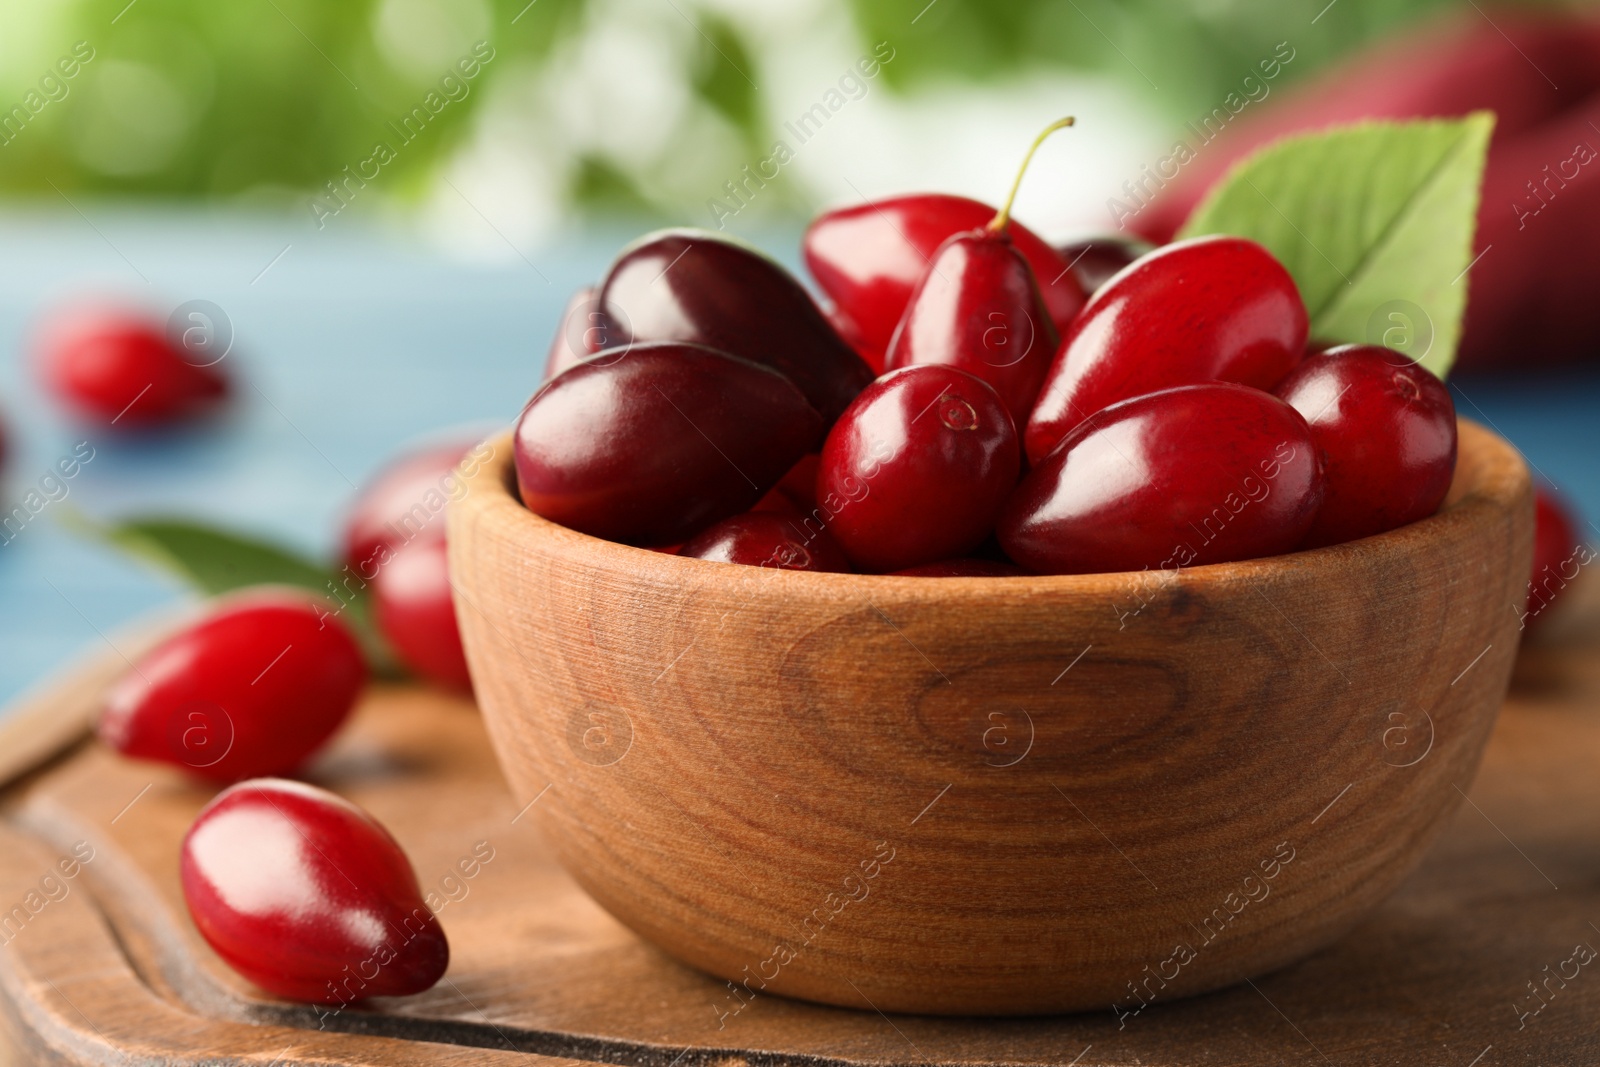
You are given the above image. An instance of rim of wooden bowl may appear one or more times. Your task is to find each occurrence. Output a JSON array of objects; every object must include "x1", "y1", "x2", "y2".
[{"x1": 454, "y1": 416, "x2": 1527, "y2": 595}]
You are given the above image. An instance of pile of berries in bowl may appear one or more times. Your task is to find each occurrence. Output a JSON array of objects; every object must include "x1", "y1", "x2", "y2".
[
  {"x1": 462, "y1": 121, "x2": 1523, "y2": 1015},
  {"x1": 517, "y1": 122, "x2": 1457, "y2": 575}
]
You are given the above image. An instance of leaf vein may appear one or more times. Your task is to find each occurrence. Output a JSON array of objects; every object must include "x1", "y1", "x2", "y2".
[{"x1": 1309, "y1": 126, "x2": 1475, "y2": 324}]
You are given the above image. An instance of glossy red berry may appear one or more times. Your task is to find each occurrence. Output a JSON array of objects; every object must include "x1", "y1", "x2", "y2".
[
  {"x1": 774, "y1": 453, "x2": 821, "y2": 513},
  {"x1": 343, "y1": 437, "x2": 483, "y2": 577},
  {"x1": 804, "y1": 194, "x2": 1086, "y2": 361},
  {"x1": 181, "y1": 778, "x2": 448, "y2": 1003},
  {"x1": 515, "y1": 342, "x2": 824, "y2": 545},
  {"x1": 892, "y1": 558, "x2": 1026, "y2": 577},
  {"x1": 824, "y1": 302, "x2": 884, "y2": 373},
  {"x1": 751, "y1": 486, "x2": 801, "y2": 516},
  {"x1": 543, "y1": 286, "x2": 606, "y2": 382},
  {"x1": 681, "y1": 512, "x2": 851, "y2": 572},
  {"x1": 1055, "y1": 235, "x2": 1156, "y2": 295},
  {"x1": 99, "y1": 593, "x2": 367, "y2": 782},
  {"x1": 1026, "y1": 236, "x2": 1308, "y2": 463},
  {"x1": 751, "y1": 454, "x2": 825, "y2": 516},
  {"x1": 884, "y1": 230, "x2": 1059, "y2": 424},
  {"x1": 818, "y1": 365, "x2": 1020, "y2": 572},
  {"x1": 37, "y1": 309, "x2": 229, "y2": 427},
  {"x1": 1526, "y1": 486, "x2": 1587, "y2": 630},
  {"x1": 372, "y1": 538, "x2": 472, "y2": 692},
  {"x1": 1000, "y1": 383, "x2": 1323, "y2": 575},
  {"x1": 1274, "y1": 344, "x2": 1457, "y2": 548},
  {"x1": 597, "y1": 231, "x2": 873, "y2": 422}
]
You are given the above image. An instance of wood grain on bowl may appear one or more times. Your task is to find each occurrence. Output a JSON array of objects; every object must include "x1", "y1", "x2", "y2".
[
  {"x1": 448, "y1": 420, "x2": 1532, "y2": 1015},
  {"x1": 1, "y1": 594, "x2": 1598, "y2": 1064}
]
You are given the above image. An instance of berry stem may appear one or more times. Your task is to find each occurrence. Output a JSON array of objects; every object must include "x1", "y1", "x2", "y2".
[{"x1": 989, "y1": 116, "x2": 1075, "y2": 234}]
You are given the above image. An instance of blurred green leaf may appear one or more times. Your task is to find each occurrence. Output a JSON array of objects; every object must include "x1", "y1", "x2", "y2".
[
  {"x1": 71, "y1": 512, "x2": 333, "y2": 594},
  {"x1": 0, "y1": 0, "x2": 1554, "y2": 221},
  {"x1": 63, "y1": 510, "x2": 395, "y2": 672},
  {"x1": 569, "y1": 154, "x2": 658, "y2": 216},
  {"x1": 847, "y1": 0, "x2": 1480, "y2": 111},
  {"x1": 1179, "y1": 113, "x2": 1493, "y2": 378},
  {"x1": 0, "y1": 0, "x2": 584, "y2": 202},
  {"x1": 691, "y1": 13, "x2": 760, "y2": 134}
]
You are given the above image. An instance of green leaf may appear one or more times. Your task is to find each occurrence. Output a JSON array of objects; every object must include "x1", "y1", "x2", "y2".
[
  {"x1": 1178, "y1": 113, "x2": 1494, "y2": 378},
  {"x1": 62, "y1": 510, "x2": 396, "y2": 674},
  {"x1": 70, "y1": 513, "x2": 332, "y2": 597}
]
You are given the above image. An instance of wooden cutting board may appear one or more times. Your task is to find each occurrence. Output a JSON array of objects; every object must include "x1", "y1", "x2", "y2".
[{"x1": 1, "y1": 588, "x2": 1597, "y2": 1067}]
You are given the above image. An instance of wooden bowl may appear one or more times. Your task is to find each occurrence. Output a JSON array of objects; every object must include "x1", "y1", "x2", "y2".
[{"x1": 448, "y1": 419, "x2": 1531, "y2": 1016}]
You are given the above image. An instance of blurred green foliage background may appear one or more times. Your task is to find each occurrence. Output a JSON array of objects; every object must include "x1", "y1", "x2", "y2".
[{"x1": 0, "y1": 0, "x2": 1573, "y2": 224}]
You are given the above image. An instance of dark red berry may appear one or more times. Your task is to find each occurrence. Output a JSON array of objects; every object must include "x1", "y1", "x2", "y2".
[
  {"x1": 181, "y1": 778, "x2": 448, "y2": 1003},
  {"x1": 343, "y1": 437, "x2": 483, "y2": 577},
  {"x1": 1526, "y1": 486, "x2": 1587, "y2": 630},
  {"x1": 817, "y1": 365, "x2": 1020, "y2": 572},
  {"x1": 884, "y1": 229, "x2": 1060, "y2": 425},
  {"x1": 37, "y1": 309, "x2": 229, "y2": 427},
  {"x1": 774, "y1": 453, "x2": 821, "y2": 513},
  {"x1": 680, "y1": 512, "x2": 851, "y2": 572},
  {"x1": 372, "y1": 538, "x2": 472, "y2": 693},
  {"x1": 824, "y1": 302, "x2": 884, "y2": 374},
  {"x1": 750, "y1": 486, "x2": 801, "y2": 516},
  {"x1": 543, "y1": 286, "x2": 606, "y2": 381},
  {"x1": 1026, "y1": 236, "x2": 1308, "y2": 462},
  {"x1": 99, "y1": 593, "x2": 367, "y2": 782},
  {"x1": 752, "y1": 454, "x2": 827, "y2": 516},
  {"x1": 1054, "y1": 235, "x2": 1156, "y2": 295},
  {"x1": 891, "y1": 558, "x2": 1026, "y2": 577},
  {"x1": 1274, "y1": 344, "x2": 1457, "y2": 548},
  {"x1": 514, "y1": 342, "x2": 824, "y2": 545},
  {"x1": 596, "y1": 231, "x2": 873, "y2": 422},
  {"x1": 804, "y1": 194, "x2": 1086, "y2": 360},
  {"x1": 1000, "y1": 383, "x2": 1323, "y2": 575}
]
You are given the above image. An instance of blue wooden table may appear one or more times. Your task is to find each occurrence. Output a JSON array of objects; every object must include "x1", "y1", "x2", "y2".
[{"x1": 1, "y1": 209, "x2": 1596, "y2": 708}]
